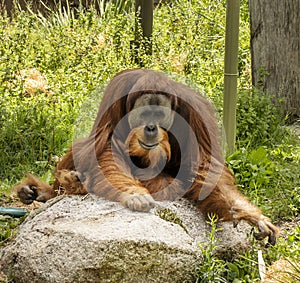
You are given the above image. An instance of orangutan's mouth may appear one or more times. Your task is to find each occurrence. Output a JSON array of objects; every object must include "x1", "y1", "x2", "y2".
[{"x1": 138, "y1": 140, "x2": 159, "y2": 150}]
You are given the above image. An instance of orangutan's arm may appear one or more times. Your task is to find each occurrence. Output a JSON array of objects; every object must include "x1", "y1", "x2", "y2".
[
  {"x1": 185, "y1": 163, "x2": 279, "y2": 245},
  {"x1": 87, "y1": 146, "x2": 156, "y2": 212}
]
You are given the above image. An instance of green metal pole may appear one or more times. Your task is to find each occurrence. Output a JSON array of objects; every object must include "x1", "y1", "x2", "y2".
[{"x1": 223, "y1": 0, "x2": 240, "y2": 155}]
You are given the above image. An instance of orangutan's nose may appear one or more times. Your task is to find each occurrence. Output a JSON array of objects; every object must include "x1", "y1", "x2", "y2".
[{"x1": 144, "y1": 124, "x2": 158, "y2": 138}]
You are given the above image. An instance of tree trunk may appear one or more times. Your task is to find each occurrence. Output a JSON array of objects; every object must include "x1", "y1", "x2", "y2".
[{"x1": 249, "y1": 0, "x2": 300, "y2": 117}]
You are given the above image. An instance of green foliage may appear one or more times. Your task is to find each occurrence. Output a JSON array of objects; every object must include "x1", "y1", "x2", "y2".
[
  {"x1": 0, "y1": 2, "x2": 137, "y2": 182},
  {"x1": 195, "y1": 214, "x2": 227, "y2": 283},
  {"x1": 0, "y1": 88, "x2": 77, "y2": 180},
  {"x1": 228, "y1": 145, "x2": 299, "y2": 219},
  {"x1": 227, "y1": 88, "x2": 300, "y2": 220},
  {"x1": 198, "y1": 225, "x2": 300, "y2": 283},
  {"x1": 195, "y1": 215, "x2": 262, "y2": 282},
  {"x1": 236, "y1": 89, "x2": 285, "y2": 148},
  {"x1": 0, "y1": 215, "x2": 25, "y2": 246},
  {"x1": 268, "y1": 226, "x2": 300, "y2": 262},
  {"x1": 228, "y1": 147, "x2": 275, "y2": 192},
  {"x1": 152, "y1": 0, "x2": 237, "y2": 105},
  {"x1": 286, "y1": 226, "x2": 300, "y2": 259},
  {"x1": 226, "y1": 249, "x2": 261, "y2": 283}
]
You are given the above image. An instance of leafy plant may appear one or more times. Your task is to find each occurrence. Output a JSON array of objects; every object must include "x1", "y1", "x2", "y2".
[
  {"x1": 228, "y1": 147, "x2": 275, "y2": 191},
  {"x1": 227, "y1": 145, "x2": 299, "y2": 219},
  {"x1": 195, "y1": 214, "x2": 227, "y2": 283},
  {"x1": 236, "y1": 89, "x2": 286, "y2": 149}
]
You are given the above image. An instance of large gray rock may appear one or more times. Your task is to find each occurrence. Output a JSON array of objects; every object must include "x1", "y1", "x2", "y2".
[{"x1": 0, "y1": 195, "x2": 252, "y2": 283}]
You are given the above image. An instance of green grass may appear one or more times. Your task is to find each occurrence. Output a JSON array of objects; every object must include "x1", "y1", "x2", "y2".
[{"x1": 0, "y1": 0, "x2": 299, "y2": 281}]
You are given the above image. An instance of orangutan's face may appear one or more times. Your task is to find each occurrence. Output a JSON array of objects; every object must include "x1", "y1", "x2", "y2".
[{"x1": 127, "y1": 94, "x2": 174, "y2": 150}]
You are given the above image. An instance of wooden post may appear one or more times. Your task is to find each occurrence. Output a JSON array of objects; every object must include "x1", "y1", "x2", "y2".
[
  {"x1": 223, "y1": 0, "x2": 240, "y2": 155},
  {"x1": 134, "y1": 0, "x2": 153, "y2": 64}
]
